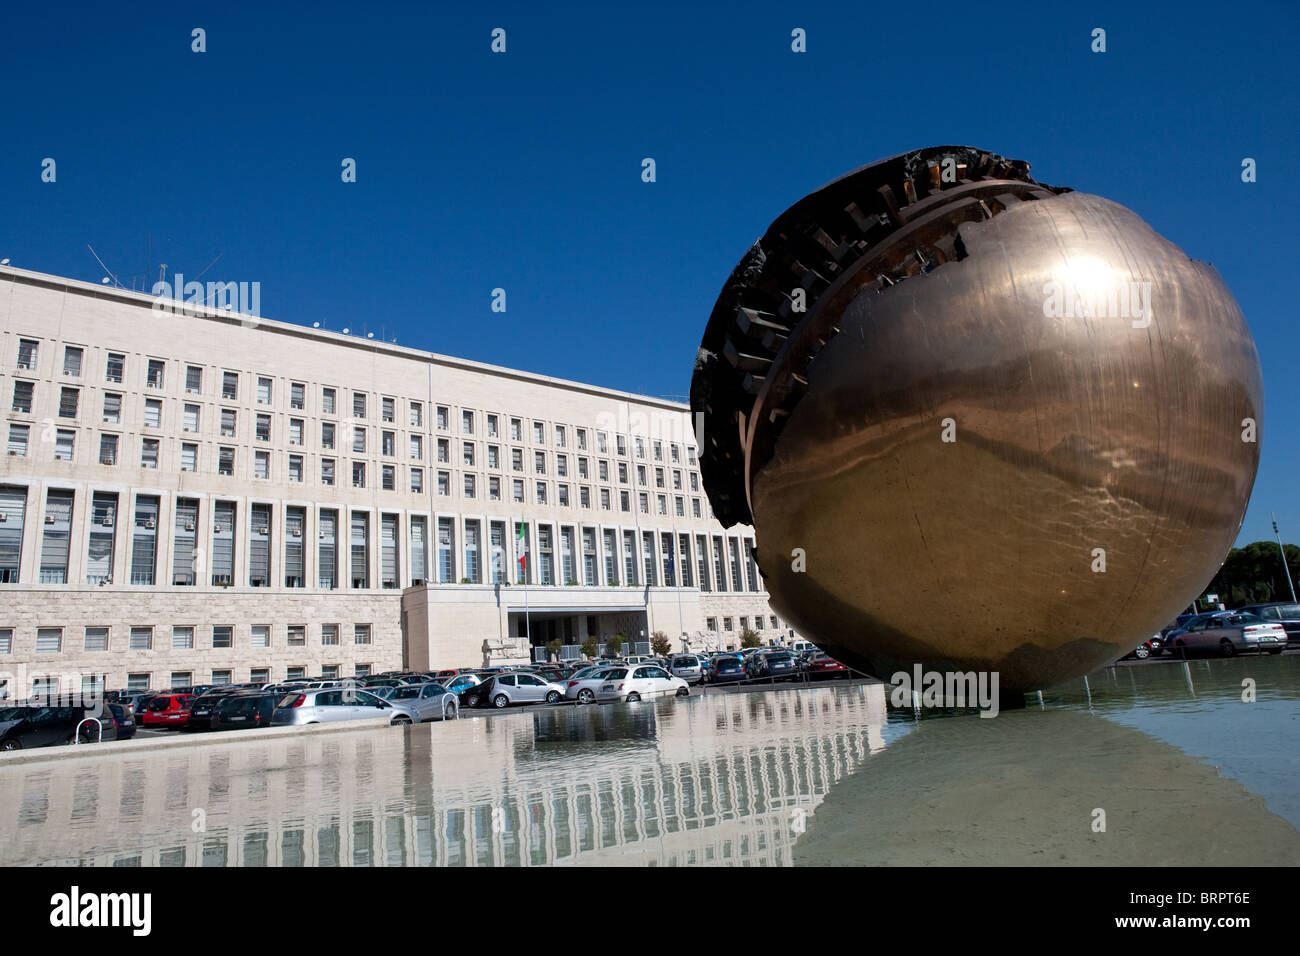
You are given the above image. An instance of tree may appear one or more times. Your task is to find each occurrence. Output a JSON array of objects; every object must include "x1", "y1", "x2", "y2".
[
  {"x1": 581, "y1": 636, "x2": 598, "y2": 659},
  {"x1": 545, "y1": 638, "x2": 562, "y2": 661},
  {"x1": 606, "y1": 632, "x2": 625, "y2": 657},
  {"x1": 740, "y1": 627, "x2": 761, "y2": 648},
  {"x1": 1205, "y1": 541, "x2": 1300, "y2": 608},
  {"x1": 650, "y1": 630, "x2": 672, "y2": 656}
]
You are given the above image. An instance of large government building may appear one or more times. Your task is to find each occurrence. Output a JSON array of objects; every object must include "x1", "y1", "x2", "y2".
[{"x1": 0, "y1": 264, "x2": 799, "y2": 695}]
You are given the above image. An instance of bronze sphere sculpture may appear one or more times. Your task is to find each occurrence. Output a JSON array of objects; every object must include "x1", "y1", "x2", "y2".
[{"x1": 691, "y1": 146, "x2": 1262, "y2": 693}]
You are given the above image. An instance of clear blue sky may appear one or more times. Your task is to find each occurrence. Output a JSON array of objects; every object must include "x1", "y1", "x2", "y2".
[{"x1": 2, "y1": 0, "x2": 1296, "y2": 546}]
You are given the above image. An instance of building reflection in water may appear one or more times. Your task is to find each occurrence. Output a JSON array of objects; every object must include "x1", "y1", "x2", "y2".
[{"x1": 0, "y1": 683, "x2": 894, "y2": 867}]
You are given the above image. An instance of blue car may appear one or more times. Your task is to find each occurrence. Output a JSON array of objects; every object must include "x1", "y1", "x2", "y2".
[{"x1": 709, "y1": 654, "x2": 747, "y2": 684}]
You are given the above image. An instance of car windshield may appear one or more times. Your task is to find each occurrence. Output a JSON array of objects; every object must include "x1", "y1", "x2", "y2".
[
  {"x1": 603, "y1": 669, "x2": 630, "y2": 680},
  {"x1": 717, "y1": 656, "x2": 740, "y2": 666},
  {"x1": 674, "y1": 657, "x2": 698, "y2": 666},
  {"x1": 1230, "y1": 613, "x2": 1264, "y2": 624},
  {"x1": 0, "y1": 707, "x2": 31, "y2": 720},
  {"x1": 146, "y1": 697, "x2": 173, "y2": 711}
]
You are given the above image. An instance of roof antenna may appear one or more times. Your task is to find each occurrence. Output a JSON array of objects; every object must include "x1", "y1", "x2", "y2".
[{"x1": 87, "y1": 244, "x2": 123, "y2": 288}]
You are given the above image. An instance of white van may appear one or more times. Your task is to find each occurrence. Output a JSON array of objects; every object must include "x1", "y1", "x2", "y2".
[{"x1": 789, "y1": 641, "x2": 815, "y2": 654}]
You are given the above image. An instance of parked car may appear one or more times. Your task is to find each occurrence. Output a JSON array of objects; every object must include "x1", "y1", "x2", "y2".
[
  {"x1": 596, "y1": 665, "x2": 689, "y2": 702},
  {"x1": 1119, "y1": 635, "x2": 1162, "y2": 661},
  {"x1": 805, "y1": 652, "x2": 850, "y2": 678},
  {"x1": 1236, "y1": 602, "x2": 1300, "y2": 645},
  {"x1": 1163, "y1": 612, "x2": 1287, "y2": 657},
  {"x1": 747, "y1": 650, "x2": 798, "y2": 680},
  {"x1": 1158, "y1": 611, "x2": 1233, "y2": 653},
  {"x1": 104, "y1": 702, "x2": 137, "y2": 740},
  {"x1": 140, "y1": 694, "x2": 197, "y2": 728},
  {"x1": 565, "y1": 666, "x2": 623, "y2": 703},
  {"x1": 270, "y1": 688, "x2": 420, "y2": 726},
  {"x1": 709, "y1": 655, "x2": 747, "y2": 684},
  {"x1": 210, "y1": 693, "x2": 278, "y2": 731},
  {"x1": 0, "y1": 704, "x2": 113, "y2": 750},
  {"x1": 668, "y1": 655, "x2": 707, "y2": 685},
  {"x1": 386, "y1": 682, "x2": 460, "y2": 721},
  {"x1": 484, "y1": 673, "x2": 566, "y2": 708},
  {"x1": 186, "y1": 688, "x2": 255, "y2": 730}
]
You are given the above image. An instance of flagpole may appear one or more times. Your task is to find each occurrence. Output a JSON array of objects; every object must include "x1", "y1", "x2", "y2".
[{"x1": 1273, "y1": 513, "x2": 1297, "y2": 603}]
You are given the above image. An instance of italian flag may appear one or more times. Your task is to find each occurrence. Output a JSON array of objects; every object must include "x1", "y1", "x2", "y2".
[{"x1": 517, "y1": 523, "x2": 527, "y2": 569}]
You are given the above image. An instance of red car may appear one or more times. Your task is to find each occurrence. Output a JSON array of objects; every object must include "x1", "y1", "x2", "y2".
[
  {"x1": 140, "y1": 693, "x2": 196, "y2": 727},
  {"x1": 805, "y1": 653, "x2": 849, "y2": 678}
]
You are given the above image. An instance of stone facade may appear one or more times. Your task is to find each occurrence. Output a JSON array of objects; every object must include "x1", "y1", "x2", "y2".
[{"x1": 0, "y1": 264, "x2": 801, "y2": 693}]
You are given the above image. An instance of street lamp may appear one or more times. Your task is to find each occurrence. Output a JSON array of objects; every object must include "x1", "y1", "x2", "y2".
[{"x1": 1272, "y1": 513, "x2": 1297, "y2": 602}]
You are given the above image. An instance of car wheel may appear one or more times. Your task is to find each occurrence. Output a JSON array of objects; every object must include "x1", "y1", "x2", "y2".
[
  {"x1": 1134, "y1": 645, "x2": 1150, "y2": 660},
  {"x1": 1, "y1": 739, "x2": 20, "y2": 751},
  {"x1": 577, "y1": 689, "x2": 595, "y2": 704},
  {"x1": 444, "y1": 701, "x2": 459, "y2": 720},
  {"x1": 545, "y1": 691, "x2": 561, "y2": 703},
  {"x1": 1220, "y1": 640, "x2": 1236, "y2": 658},
  {"x1": 493, "y1": 694, "x2": 510, "y2": 708},
  {"x1": 676, "y1": 686, "x2": 689, "y2": 697},
  {"x1": 466, "y1": 695, "x2": 480, "y2": 708},
  {"x1": 626, "y1": 692, "x2": 641, "y2": 702}
]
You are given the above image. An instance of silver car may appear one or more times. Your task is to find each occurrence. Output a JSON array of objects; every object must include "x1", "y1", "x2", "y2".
[
  {"x1": 485, "y1": 673, "x2": 566, "y2": 708},
  {"x1": 1165, "y1": 612, "x2": 1287, "y2": 657},
  {"x1": 385, "y1": 682, "x2": 460, "y2": 721},
  {"x1": 669, "y1": 655, "x2": 706, "y2": 685},
  {"x1": 270, "y1": 687, "x2": 421, "y2": 726}
]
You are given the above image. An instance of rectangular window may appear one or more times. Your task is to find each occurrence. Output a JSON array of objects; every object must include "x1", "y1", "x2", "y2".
[
  {"x1": 382, "y1": 396, "x2": 395, "y2": 423},
  {"x1": 39, "y1": 488, "x2": 74, "y2": 583},
  {"x1": 318, "y1": 509, "x2": 338, "y2": 589},
  {"x1": 353, "y1": 426, "x2": 366, "y2": 453},
  {"x1": 440, "y1": 471, "x2": 451, "y2": 496},
  {"x1": 58, "y1": 386, "x2": 79, "y2": 418},
  {"x1": 488, "y1": 476, "x2": 500, "y2": 500},
  {"x1": 321, "y1": 421, "x2": 335, "y2": 449},
  {"x1": 603, "y1": 529, "x2": 618, "y2": 584},
  {"x1": 410, "y1": 402, "x2": 423, "y2": 427},
  {"x1": 410, "y1": 434, "x2": 422, "y2": 460},
  {"x1": 352, "y1": 392, "x2": 366, "y2": 419},
  {"x1": 54, "y1": 429, "x2": 75, "y2": 460},
  {"x1": 696, "y1": 536, "x2": 711, "y2": 592},
  {"x1": 8, "y1": 424, "x2": 29, "y2": 457},
  {"x1": 84, "y1": 626, "x2": 109, "y2": 652},
  {"x1": 36, "y1": 627, "x2": 62, "y2": 653},
  {"x1": 510, "y1": 418, "x2": 522, "y2": 441},
  {"x1": 322, "y1": 387, "x2": 336, "y2": 414},
  {"x1": 254, "y1": 450, "x2": 269, "y2": 479},
  {"x1": 287, "y1": 625, "x2": 306, "y2": 647},
  {"x1": 249, "y1": 503, "x2": 271, "y2": 587},
  {"x1": 146, "y1": 359, "x2": 165, "y2": 389},
  {"x1": 582, "y1": 527, "x2": 598, "y2": 585},
  {"x1": 463, "y1": 474, "x2": 475, "y2": 498},
  {"x1": 381, "y1": 513, "x2": 399, "y2": 588},
  {"x1": 464, "y1": 442, "x2": 475, "y2": 467},
  {"x1": 354, "y1": 624, "x2": 372, "y2": 646},
  {"x1": 383, "y1": 465, "x2": 396, "y2": 490},
  {"x1": 351, "y1": 512, "x2": 370, "y2": 588},
  {"x1": 126, "y1": 673, "x2": 150, "y2": 691},
  {"x1": 101, "y1": 392, "x2": 122, "y2": 424},
  {"x1": 290, "y1": 381, "x2": 305, "y2": 410},
  {"x1": 410, "y1": 515, "x2": 428, "y2": 585},
  {"x1": 352, "y1": 461, "x2": 366, "y2": 488},
  {"x1": 185, "y1": 365, "x2": 203, "y2": 394},
  {"x1": 220, "y1": 408, "x2": 237, "y2": 438},
  {"x1": 464, "y1": 518, "x2": 481, "y2": 583},
  {"x1": 538, "y1": 525, "x2": 554, "y2": 586},
  {"x1": 212, "y1": 626, "x2": 233, "y2": 649},
  {"x1": 141, "y1": 438, "x2": 159, "y2": 469},
  {"x1": 256, "y1": 413, "x2": 271, "y2": 441},
  {"x1": 16, "y1": 339, "x2": 38, "y2": 370},
  {"x1": 642, "y1": 531, "x2": 657, "y2": 587},
  {"x1": 512, "y1": 478, "x2": 524, "y2": 503},
  {"x1": 487, "y1": 413, "x2": 498, "y2": 437},
  {"x1": 320, "y1": 624, "x2": 339, "y2": 646},
  {"x1": 106, "y1": 353, "x2": 125, "y2": 383},
  {"x1": 289, "y1": 454, "x2": 303, "y2": 482},
  {"x1": 212, "y1": 501, "x2": 235, "y2": 585},
  {"x1": 173, "y1": 498, "x2": 198, "y2": 585},
  {"x1": 410, "y1": 467, "x2": 424, "y2": 493},
  {"x1": 222, "y1": 371, "x2": 238, "y2": 400},
  {"x1": 490, "y1": 520, "x2": 506, "y2": 584},
  {"x1": 382, "y1": 431, "x2": 395, "y2": 456},
  {"x1": 179, "y1": 442, "x2": 196, "y2": 472},
  {"x1": 130, "y1": 626, "x2": 153, "y2": 650},
  {"x1": 437, "y1": 516, "x2": 455, "y2": 583},
  {"x1": 321, "y1": 458, "x2": 335, "y2": 485},
  {"x1": 172, "y1": 627, "x2": 194, "y2": 650},
  {"x1": 678, "y1": 533, "x2": 693, "y2": 588},
  {"x1": 130, "y1": 496, "x2": 159, "y2": 585},
  {"x1": 462, "y1": 410, "x2": 474, "y2": 434},
  {"x1": 257, "y1": 376, "x2": 272, "y2": 404},
  {"x1": 285, "y1": 506, "x2": 305, "y2": 587},
  {"x1": 86, "y1": 491, "x2": 117, "y2": 585},
  {"x1": 437, "y1": 406, "x2": 449, "y2": 430},
  {"x1": 513, "y1": 522, "x2": 528, "y2": 584},
  {"x1": 622, "y1": 530, "x2": 638, "y2": 586},
  {"x1": 183, "y1": 403, "x2": 199, "y2": 431}
]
